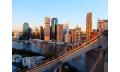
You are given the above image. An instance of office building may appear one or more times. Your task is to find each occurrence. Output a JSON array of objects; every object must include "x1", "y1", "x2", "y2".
[
  {"x1": 86, "y1": 12, "x2": 92, "y2": 41},
  {"x1": 34, "y1": 27, "x2": 40, "y2": 39},
  {"x1": 65, "y1": 33, "x2": 71, "y2": 43},
  {"x1": 69, "y1": 29, "x2": 75, "y2": 43},
  {"x1": 98, "y1": 19, "x2": 108, "y2": 32},
  {"x1": 23, "y1": 22, "x2": 29, "y2": 33},
  {"x1": 63, "y1": 22, "x2": 69, "y2": 34},
  {"x1": 51, "y1": 18, "x2": 58, "y2": 40},
  {"x1": 57, "y1": 24, "x2": 63, "y2": 42},
  {"x1": 75, "y1": 26, "x2": 81, "y2": 42},
  {"x1": 44, "y1": 17, "x2": 50, "y2": 42},
  {"x1": 40, "y1": 26, "x2": 44, "y2": 40},
  {"x1": 104, "y1": 19, "x2": 108, "y2": 30},
  {"x1": 63, "y1": 22, "x2": 69, "y2": 41}
]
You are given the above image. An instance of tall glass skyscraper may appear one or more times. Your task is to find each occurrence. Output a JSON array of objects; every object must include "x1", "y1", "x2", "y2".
[
  {"x1": 51, "y1": 18, "x2": 58, "y2": 40},
  {"x1": 23, "y1": 22, "x2": 29, "y2": 33}
]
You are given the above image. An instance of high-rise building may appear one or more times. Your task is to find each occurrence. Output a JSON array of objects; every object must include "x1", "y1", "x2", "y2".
[
  {"x1": 65, "y1": 33, "x2": 71, "y2": 43},
  {"x1": 63, "y1": 22, "x2": 69, "y2": 34},
  {"x1": 69, "y1": 29, "x2": 75, "y2": 43},
  {"x1": 63, "y1": 22, "x2": 69, "y2": 41},
  {"x1": 34, "y1": 27, "x2": 40, "y2": 39},
  {"x1": 23, "y1": 22, "x2": 29, "y2": 33},
  {"x1": 104, "y1": 19, "x2": 108, "y2": 30},
  {"x1": 20, "y1": 22, "x2": 30, "y2": 40},
  {"x1": 51, "y1": 18, "x2": 58, "y2": 40},
  {"x1": 40, "y1": 26, "x2": 44, "y2": 40},
  {"x1": 86, "y1": 12, "x2": 92, "y2": 41},
  {"x1": 57, "y1": 24, "x2": 63, "y2": 42},
  {"x1": 28, "y1": 27, "x2": 32, "y2": 39},
  {"x1": 75, "y1": 26, "x2": 81, "y2": 42},
  {"x1": 13, "y1": 31, "x2": 20, "y2": 39},
  {"x1": 80, "y1": 31, "x2": 86, "y2": 43},
  {"x1": 98, "y1": 20, "x2": 105, "y2": 32},
  {"x1": 44, "y1": 17, "x2": 50, "y2": 42},
  {"x1": 97, "y1": 19, "x2": 108, "y2": 32}
]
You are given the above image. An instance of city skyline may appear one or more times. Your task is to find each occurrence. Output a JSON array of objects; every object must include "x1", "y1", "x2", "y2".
[{"x1": 12, "y1": 0, "x2": 108, "y2": 31}]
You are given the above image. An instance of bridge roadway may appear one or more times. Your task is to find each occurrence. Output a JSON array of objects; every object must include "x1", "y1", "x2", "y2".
[{"x1": 27, "y1": 34, "x2": 107, "y2": 72}]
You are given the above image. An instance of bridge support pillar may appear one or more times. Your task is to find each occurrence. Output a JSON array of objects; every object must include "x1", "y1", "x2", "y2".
[{"x1": 58, "y1": 64, "x2": 62, "y2": 72}]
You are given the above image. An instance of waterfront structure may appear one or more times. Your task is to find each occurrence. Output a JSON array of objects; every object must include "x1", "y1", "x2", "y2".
[
  {"x1": 86, "y1": 12, "x2": 92, "y2": 41},
  {"x1": 12, "y1": 54, "x2": 22, "y2": 63},
  {"x1": 23, "y1": 22, "x2": 29, "y2": 33},
  {"x1": 13, "y1": 31, "x2": 20, "y2": 39},
  {"x1": 22, "y1": 57, "x2": 36, "y2": 68},
  {"x1": 57, "y1": 24, "x2": 63, "y2": 42},
  {"x1": 44, "y1": 17, "x2": 50, "y2": 42},
  {"x1": 51, "y1": 18, "x2": 58, "y2": 40},
  {"x1": 40, "y1": 26, "x2": 44, "y2": 40},
  {"x1": 22, "y1": 56, "x2": 45, "y2": 68}
]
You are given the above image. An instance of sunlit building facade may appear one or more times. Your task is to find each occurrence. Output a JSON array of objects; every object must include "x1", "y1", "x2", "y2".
[
  {"x1": 34, "y1": 27, "x2": 40, "y2": 39},
  {"x1": 57, "y1": 24, "x2": 63, "y2": 42},
  {"x1": 44, "y1": 17, "x2": 50, "y2": 42},
  {"x1": 75, "y1": 26, "x2": 81, "y2": 42},
  {"x1": 69, "y1": 29, "x2": 75, "y2": 43},
  {"x1": 86, "y1": 12, "x2": 92, "y2": 41},
  {"x1": 65, "y1": 34, "x2": 71, "y2": 43}
]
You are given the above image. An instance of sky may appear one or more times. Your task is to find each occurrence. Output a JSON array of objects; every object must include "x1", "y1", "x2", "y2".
[{"x1": 12, "y1": 0, "x2": 108, "y2": 32}]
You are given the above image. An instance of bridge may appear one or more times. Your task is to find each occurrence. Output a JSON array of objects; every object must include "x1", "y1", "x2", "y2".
[{"x1": 27, "y1": 31, "x2": 108, "y2": 72}]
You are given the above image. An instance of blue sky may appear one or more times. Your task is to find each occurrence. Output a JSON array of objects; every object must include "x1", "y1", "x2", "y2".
[{"x1": 12, "y1": 0, "x2": 108, "y2": 31}]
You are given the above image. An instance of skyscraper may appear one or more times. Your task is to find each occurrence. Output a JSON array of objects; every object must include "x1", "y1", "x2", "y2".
[
  {"x1": 75, "y1": 26, "x2": 81, "y2": 42},
  {"x1": 34, "y1": 27, "x2": 40, "y2": 39},
  {"x1": 44, "y1": 17, "x2": 50, "y2": 42},
  {"x1": 40, "y1": 26, "x2": 44, "y2": 40},
  {"x1": 69, "y1": 29, "x2": 75, "y2": 43},
  {"x1": 51, "y1": 18, "x2": 58, "y2": 40},
  {"x1": 63, "y1": 22, "x2": 69, "y2": 41},
  {"x1": 97, "y1": 19, "x2": 108, "y2": 32},
  {"x1": 97, "y1": 20, "x2": 105, "y2": 32},
  {"x1": 65, "y1": 33, "x2": 71, "y2": 43},
  {"x1": 86, "y1": 12, "x2": 92, "y2": 41},
  {"x1": 20, "y1": 22, "x2": 30, "y2": 40},
  {"x1": 57, "y1": 24, "x2": 63, "y2": 42},
  {"x1": 63, "y1": 22, "x2": 69, "y2": 34},
  {"x1": 104, "y1": 19, "x2": 108, "y2": 30},
  {"x1": 28, "y1": 27, "x2": 32, "y2": 39},
  {"x1": 23, "y1": 22, "x2": 29, "y2": 33}
]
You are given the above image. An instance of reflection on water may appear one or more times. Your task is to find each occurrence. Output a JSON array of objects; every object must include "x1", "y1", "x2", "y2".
[{"x1": 12, "y1": 41, "x2": 44, "y2": 54}]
